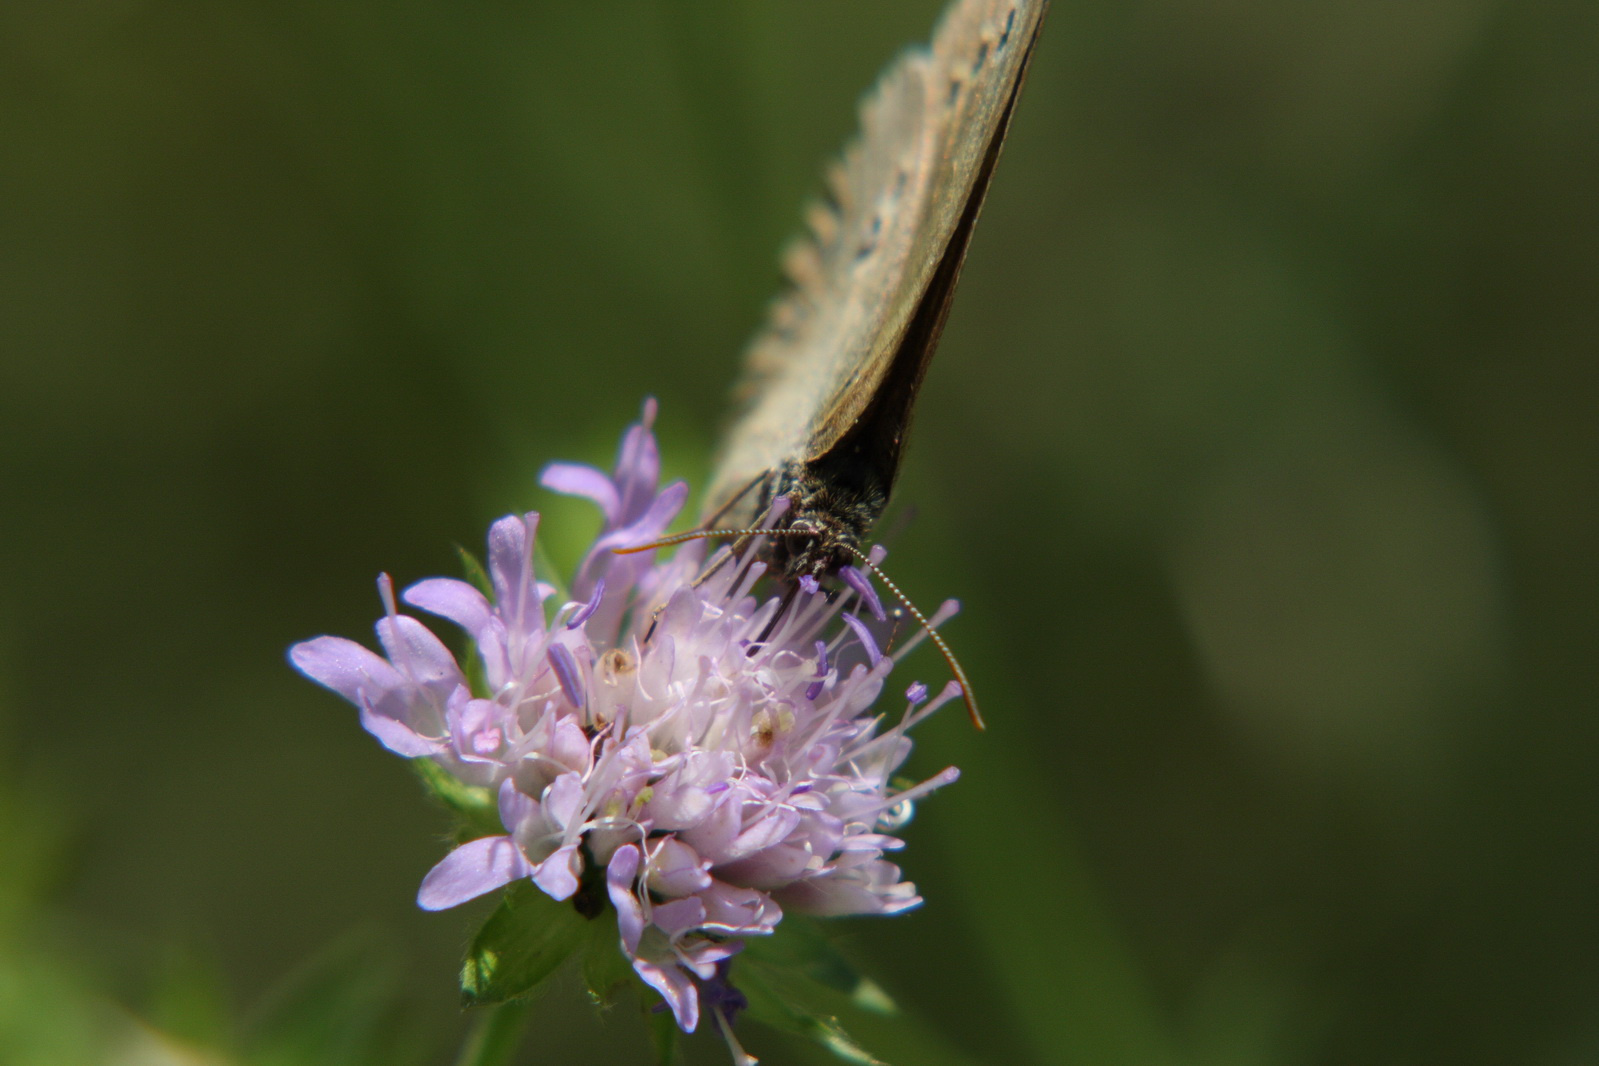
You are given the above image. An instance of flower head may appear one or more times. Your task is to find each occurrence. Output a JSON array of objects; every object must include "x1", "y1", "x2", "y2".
[{"x1": 290, "y1": 400, "x2": 962, "y2": 1034}]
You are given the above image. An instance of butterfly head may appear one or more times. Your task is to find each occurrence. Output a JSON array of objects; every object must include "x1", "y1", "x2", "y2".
[{"x1": 761, "y1": 459, "x2": 889, "y2": 581}]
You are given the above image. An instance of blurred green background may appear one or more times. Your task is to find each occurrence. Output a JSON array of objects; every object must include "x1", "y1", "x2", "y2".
[{"x1": 3, "y1": 1, "x2": 1595, "y2": 1063}]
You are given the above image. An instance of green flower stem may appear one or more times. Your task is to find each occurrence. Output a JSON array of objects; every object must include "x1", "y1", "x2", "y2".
[{"x1": 453, "y1": 1000, "x2": 532, "y2": 1066}]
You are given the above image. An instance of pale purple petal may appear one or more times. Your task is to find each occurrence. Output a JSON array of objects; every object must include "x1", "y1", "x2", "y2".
[
  {"x1": 289, "y1": 636, "x2": 404, "y2": 704},
  {"x1": 417, "y1": 836, "x2": 531, "y2": 911},
  {"x1": 652, "y1": 896, "x2": 707, "y2": 939},
  {"x1": 359, "y1": 701, "x2": 445, "y2": 757},
  {"x1": 840, "y1": 566, "x2": 886, "y2": 621},
  {"x1": 775, "y1": 860, "x2": 921, "y2": 916},
  {"x1": 699, "y1": 882, "x2": 781, "y2": 936},
  {"x1": 677, "y1": 791, "x2": 744, "y2": 861},
  {"x1": 375, "y1": 615, "x2": 465, "y2": 700},
  {"x1": 805, "y1": 640, "x2": 830, "y2": 700},
  {"x1": 447, "y1": 688, "x2": 506, "y2": 763},
  {"x1": 607, "y1": 845, "x2": 645, "y2": 950},
  {"x1": 647, "y1": 838, "x2": 712, "y2": 897},
  {"x1": 541, "y1": 463, "x2": 620, "y2": 521},
  {"x1": 485, "y1": 513, "x2": 547, "y2": 638},
  {"x1": 714, "y1": 844, "x2": 814, "y2": 888},
  {"x1": 647, "y1": 752, "x2": 735, "y2": 830},
  {"x1": 722, "y1": 808, "x2": 802, "y2": 863},
  {"x1": 567, "y1": 482, "x2": 692, "y2": 619},
  {"x1": 403, "y1": 578, "x2": 492, "y2": 638},
  {"x1": 566, "y1": 578, "x2": 605, "y2": 629},
  {"x1": 546, "y1": 715, "x2": 593, "y2": 774},
  {"x1": 531, "y1": 843, "x2": 582, "y2": 901},
  {"x1": 620, "y1": 479, "x2": 687, "y2": 541},
  {"x1": 633, "y1": 959, "x2": 699, "y2": 1033},
  {"x1": 653, "y1": 585, "x2": 707, "y2": 641},
  {"x1": 542, "y1": 771, "x2": 587, "y2": 831},
  {"x1": 839, "y1": 612, "x2": 882, "y2": 667},
  {"x1": 581, "y1": 479, "x2": 690, "y2": 594},
  {"x1": 647, "y1": 783, "x2": 716, "y2": 832},
  {"x1": 498, "y1": 777, "x2": 535, "y2": 832},
  {"x1": 675, "y1": 937, "x2": 740, "y2": 980},
  {"x1": 786, "y1": 811, "x2": 844, "y2": 860},
  {"x1": 611, "y1": 397, "x2": 662, "y2": 520},
  {"x1": 547, "y1": 642, "x2": 585, "y2": 709}
]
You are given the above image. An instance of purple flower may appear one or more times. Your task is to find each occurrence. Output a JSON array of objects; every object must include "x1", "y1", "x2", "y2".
[{"x1": 290, "y1": 400, "x2": 962, "y2": 1035}]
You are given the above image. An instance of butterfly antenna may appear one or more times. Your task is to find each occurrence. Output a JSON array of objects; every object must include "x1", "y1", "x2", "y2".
[
  {"x1": 837, "y1": 543, "x2": 984, "y2": 731},
  {"x1": 611, "y1": 528, "x2": 771, "y2": 554},
  {"x1": 614, "y1": 492, "x2": 791, "y2": 558}
]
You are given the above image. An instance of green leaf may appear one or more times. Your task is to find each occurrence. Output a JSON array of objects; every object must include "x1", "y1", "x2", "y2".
[
  {"x1": 460, "y1": 882, "x2": 586, "y2": 1007},
  {"x1": 450, "y1": 546, "x2": 494, "y2": 701},
  {"x1": 460, "y1": 639, "x2": 490, "y2": 701},
  {"x1": 581, "y1": 909, "x2": 635, "y2": 1009},
  {"x1": 738, "y1": 959, "x2": 888, "y2": 1066},
  {"x1": 533, "y1": 534, "x2": 572, "y2": 607},
  {"x1": 446, "y1": 549, "x2": 494, "y2": 700},
  {"x1": 244, "y1": 932, "x2": 421, "y2": 1066},
  {"x1": 849, "y1": 977, "x2": 898, "y2": 1017},
  {"x1": 644, "y1": 997, "x2": 680, "y2": 1066},
  {"x1": 411, "y1": 760, "x2": 501, "y2": 840},
  {"x1": 146, "y1": 943, "x2": 233, "y2": 1053},
  {"x1": 742, "y1": 919, "x2": 898, "y2": 1016},
  {"x1": 454, "y1": 545, "x2": 493, "y2": 598},
  {"x1": 451, "y1": 1000, "x2": 531, "y2": 1066}
]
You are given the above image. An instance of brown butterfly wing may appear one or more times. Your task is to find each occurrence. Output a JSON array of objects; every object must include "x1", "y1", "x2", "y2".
[{"x1": 703, "y1": 0, "x2": 1049, "y2": 527}]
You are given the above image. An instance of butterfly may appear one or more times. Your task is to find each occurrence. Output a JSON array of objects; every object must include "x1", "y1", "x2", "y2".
[{"x1": 700, "y1": 0, "x2": 1049, "y2": 581}]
